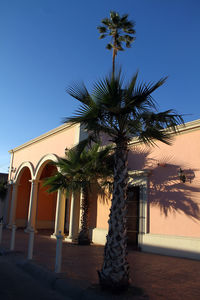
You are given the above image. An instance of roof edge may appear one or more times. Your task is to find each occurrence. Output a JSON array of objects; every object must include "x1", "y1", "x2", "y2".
[
  {"x1": 9, "y1": 119, "x2": 200, "y2": 153},
  {"x1": 130, "y1": 119, "x2": 200, "y2": 145}
]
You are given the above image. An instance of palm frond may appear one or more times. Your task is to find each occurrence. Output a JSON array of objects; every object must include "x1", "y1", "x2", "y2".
[
  {"x1": 44, "y1": 141, "x2": 114, "y2": 196},
  {"x1": 67, "y1": 82, "x2": 92, "y2": 105},
  {"x1": 106, "y1": 43, "x2": 112, "y2": 50},
  {"x1": 65, "y1": 70, "x2": 184, "y2": 147},
  {"x1": 97, "y1": 26, "x2": 107, "y2": 33},
  {"x1": 99, "y1": 34, "x2": 106, "y2": 39},
  {"x1": 101, "y1": 18, "x2": 111, "y2": 27}
]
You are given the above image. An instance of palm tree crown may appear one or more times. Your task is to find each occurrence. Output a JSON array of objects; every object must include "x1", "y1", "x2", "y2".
[
  {"x1": 45, "y1": 143, "x2": 112, "y2": 194},
  {"x1": 66, "y1": 71, "x2": 183, "y2": 146},
  {"x1": 97, "y1": 11, "x2": 136, "y2": 75}
]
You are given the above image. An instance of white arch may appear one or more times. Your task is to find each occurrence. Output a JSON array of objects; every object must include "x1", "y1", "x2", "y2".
[
  {"x1": 14, "y1": 161, "x2": 34, "y2": 183},
  {"x1": 34, "y1": 153, "x2": 59, "y2": 180}
]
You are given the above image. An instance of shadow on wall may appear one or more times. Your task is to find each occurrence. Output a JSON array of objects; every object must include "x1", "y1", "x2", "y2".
[
  {"x1": 88, "y1": 182, "x2": 111, "y2": 230},
  {"x1": 149, "y1": 164, "x2": 200, "y2": 220},
  {"x1": 128, "y1": 147, "x2": 154, "y2": 170},
  {"x1": 128, "y1": 147, "x2": 200, "y2": 221}
]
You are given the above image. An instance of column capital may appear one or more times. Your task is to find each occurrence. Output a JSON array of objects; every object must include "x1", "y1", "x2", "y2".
[{"x1": 29, "y1": 179, "x2": 39, "y2": 185}]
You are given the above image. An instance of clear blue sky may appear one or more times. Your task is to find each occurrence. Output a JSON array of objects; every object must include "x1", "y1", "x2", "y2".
[{"x1": 0, "y1": 0, "x2": 200, "y2": 173}]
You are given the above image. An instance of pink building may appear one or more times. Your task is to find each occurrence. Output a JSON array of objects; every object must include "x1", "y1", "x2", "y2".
[{"x1": 2, "y1": 119, "x2": 200, "y2": 260}]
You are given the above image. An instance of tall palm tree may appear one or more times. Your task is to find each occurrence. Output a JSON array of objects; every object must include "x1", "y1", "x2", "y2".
[
  {"x1": 44, "y1": 143, "x2": 113, "y2": 245},
  {"x1": 64, "y1": 71, "x2": 184, "y2": 290},
  {"x1": 97, "y1": 11, "x2": 136, "y2": 76}
]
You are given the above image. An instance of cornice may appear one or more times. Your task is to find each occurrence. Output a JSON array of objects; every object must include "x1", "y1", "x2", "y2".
[
  {"x1": 8, "y1": 119, "x2": 200, "y2": 153},
  {"x1": 170, "y1": 119, "x2": 200, "y2": 134},
  {"x1": 129, "y1": 119, "x2": 200, "y2": 146}
]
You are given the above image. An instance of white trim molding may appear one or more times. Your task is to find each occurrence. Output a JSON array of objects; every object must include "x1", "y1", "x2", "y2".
[
  {"x1": 128, "y1": 170, "x2": 200, "y2": 260},
  {"x1": 139, "y1": 233, "x2": 200, "y2": 260},
  {"x1": 8, "y1": 119, "x2": 200, "y2": 154},
  {"x1": 128, "y1": 170, "x2": 150, "y2": 235},
  {"x1": 14, "y1": 161, "x2": 34, "y2": 183},
  {"x1": 129, "y1": 118, "x2": 200, "y2": 146},
  {"x1": 8, "y1": 123, "x2": 77, "y2": 153},
  {"x1": 34, "y1": 153, "x2": 59, "y2": 180}
]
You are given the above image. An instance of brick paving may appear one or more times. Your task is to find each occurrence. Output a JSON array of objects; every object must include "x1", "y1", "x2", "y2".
[{"x1": 1, "y1": 228, "x2": 200, "y2": 300}]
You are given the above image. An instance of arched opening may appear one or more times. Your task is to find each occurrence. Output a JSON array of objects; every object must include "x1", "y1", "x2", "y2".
[
  {"x1": 15, "y1": 167, "x2": 31, "y2": 228},
  {"x1": 36, "y1": 163, "x2": 57, "y2": 234}
]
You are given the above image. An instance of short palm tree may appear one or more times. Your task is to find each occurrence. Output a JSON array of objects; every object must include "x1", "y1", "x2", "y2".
[
  {"x1": 97, "y1": 11, "x2": 136, "y2": 76},
  {"x1": 44, "y1": 143, "x2": 113, "y2": 245},
  {"x1": 64, "y1": 71, "x2": 184, "y2": 290}
]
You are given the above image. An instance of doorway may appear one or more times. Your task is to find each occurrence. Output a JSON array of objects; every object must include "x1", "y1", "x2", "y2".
[{"x1": 126, "y1": 186, "x2": 140, "y2": 247}]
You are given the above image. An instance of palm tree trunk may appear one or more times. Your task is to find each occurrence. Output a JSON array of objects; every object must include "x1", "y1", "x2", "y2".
[
  {"x1": 98, "y1": 141, "x2": 129, "y2": 291},
  {"x1": 112, "y1": 49, "x2": 116, "y2": 78},
  {"x1": 78, "y1": 186, "x2": 90, "y2": 245},
  {"x1": 112, "y1": 35, "x2": 117, "y2": 77}
]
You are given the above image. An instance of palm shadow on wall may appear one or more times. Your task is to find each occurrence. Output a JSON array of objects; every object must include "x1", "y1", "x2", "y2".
[
  {"x1": 128, "y1": 148, "x2": 200, "y2": 222},
  {"x1": 149, "y1": 164, "x2": 200, "y2": 221}
]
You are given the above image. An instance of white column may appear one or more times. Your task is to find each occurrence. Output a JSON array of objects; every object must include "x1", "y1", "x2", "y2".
[
  {"x1": 25, "y1": 180, "x2": 39, "y2": 232},
  {"x1": 78, "y1": 189, "x2": 83, "y2": 231},
  {"x1": 65, "y1": 197, "x2": 70, "y2": 232},
  {"x1": 7, "y1": 183, "x2": 18, "y2": 229},
  {"x1": 52, "y1": 189, "x2": 66, "y2": 238},
  {"x1": 65, "y1": 192, "x2": 79, "y2": 242}
]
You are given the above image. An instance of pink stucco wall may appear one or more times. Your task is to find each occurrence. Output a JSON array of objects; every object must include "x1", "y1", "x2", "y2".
[
  {"x1": 128, "y1": 129, "x2": 200, "y2": 238},
  {"x1": 9, "y1": 121, "x2": 200, "y2": 239},
  {"x1": 88, "y1": 185, "x2": 111, "y2": 230},
  {"x1": 94, "y1": 128, "x2": 200, "y2": 238},
  {"x1": 10, "y1": 124, "x2": 79, "y2": 181},
  {"x1": 96, "y1": 196, "x2": 111, "y2": 230}
]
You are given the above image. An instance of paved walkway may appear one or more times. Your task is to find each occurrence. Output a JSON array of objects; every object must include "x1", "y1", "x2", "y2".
[
  {"x1": 1, "y1": 228, "x2": 200, "y2": 299},
  {"x1": 0, "y1": 255, "x2": 70, "y2": 300}
]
